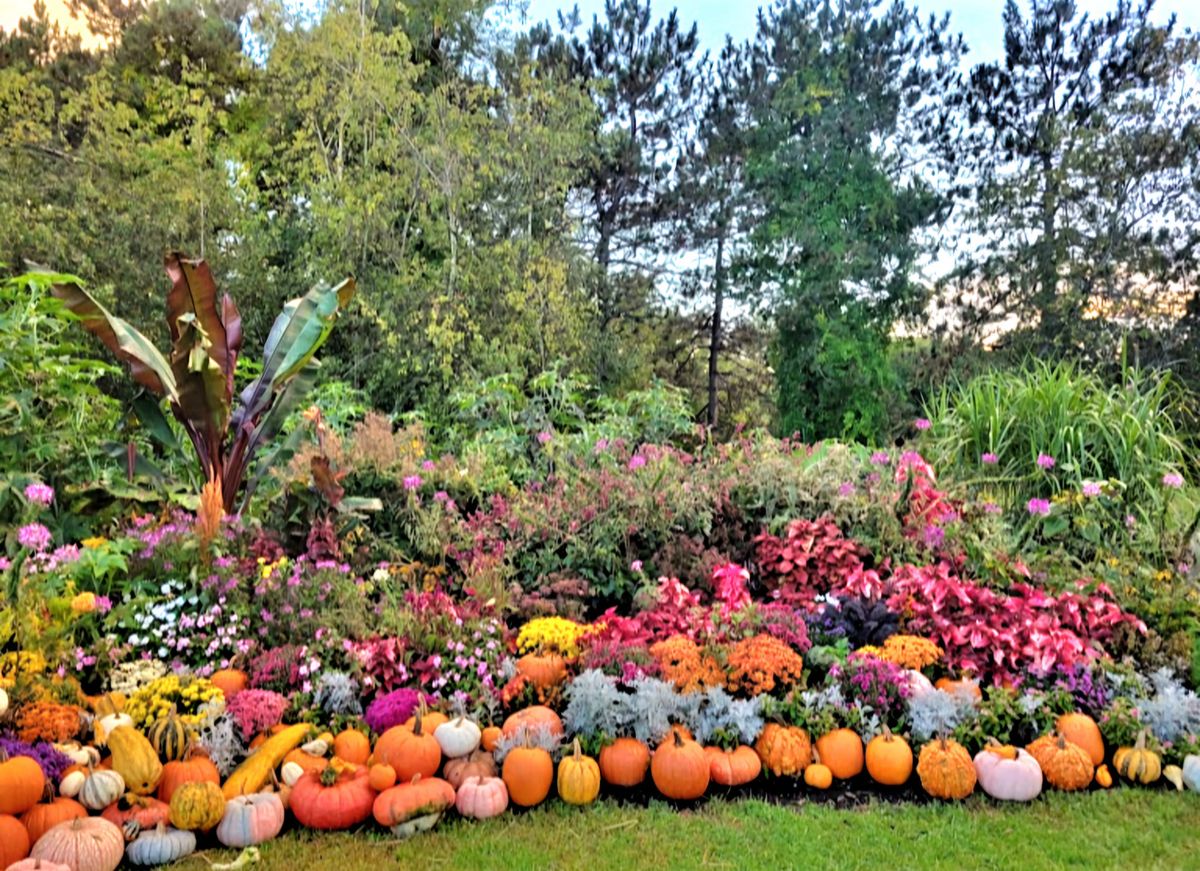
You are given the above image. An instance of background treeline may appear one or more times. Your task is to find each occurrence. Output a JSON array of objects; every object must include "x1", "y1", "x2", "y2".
[{"x1": 2, "y1": 0, "x2": 1199, "y2": 445}]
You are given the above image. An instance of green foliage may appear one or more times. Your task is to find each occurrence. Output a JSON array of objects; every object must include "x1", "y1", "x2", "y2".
[{"x1": 0, "y1": 271, "x2": 122, "y2": 531}]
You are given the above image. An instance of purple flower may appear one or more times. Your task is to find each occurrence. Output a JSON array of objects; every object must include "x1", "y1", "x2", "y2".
[
  {"x1": 17, "y1": 523, "x2": 51, "y2": 552},
  {"x1": 923, "y1": 524, "x2": 945, "y2": 549},
  {"x1": 1162, "y1": 472, "x2": 1184, "y2": 489},
  {"x1": 981, "y1": 502, "x2": 1002, "y2": 515},
  {"x1": 23, "y1": 482, "x2": 54, "y2": 506},
  {"x1": 1036, "y1": 453, "x2": 1056, "y2": 470},
  {"x1": 1027, "y1": 498, "x2": 1052, "y2": 517},
  {"x1": 1082, "y1": 482, "x2": 1102, "y2": 498},
  {"x1": 914, "y1": 418, "x2": 932, "y2": 431},
  {"x1": 536, "y1": 430, "x2": 553, "y2": 445},
  {"x1": 869, "y1": 451, "x2": 890, "y2": 466},
  {"x1": 403, "y1": 475, "x2": 423, "y2": 491},
  {"x1": 628, "y1": 454, "x2": 646, "y2": 470},
  {"x1": 838, "y1": 481, "x2": 855, "y2": 497},
  {"x1": 981, "y1": 452, "x2": 998, "y2": 465}
]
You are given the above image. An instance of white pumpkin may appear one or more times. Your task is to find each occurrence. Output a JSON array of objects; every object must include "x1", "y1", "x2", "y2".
[
  {"x1": 1181, "y1": 755, "x2": 1200, "y2": 792},
  {"x1": 0, "y1": 686, "x2": 8, "y2": 717},
  {"x1": 55, "y1": 742, "x2": 102, "y2": 767},
  {"x1": 59, "y1": 769, "x2": 88, "y2": 798},
  {"x1": 96, "y1": 712, "x2": 134, "y2": 744},
  {"x1": 80, "y1": 766, "x2": 126, "y2": 810},
  {"x1": 434, "y1": 716, "x2": 482, "y2": 758},
  {"x1": 300, "y1": 738, "x2": 330, "y2": 757},
  {"x1": 280, "y1": 761, "x2": 306, "y2": 787}
]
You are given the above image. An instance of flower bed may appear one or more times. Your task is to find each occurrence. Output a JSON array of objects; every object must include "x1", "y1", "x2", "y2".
[{"x1": 2, "y1": 444, "x2": 1199, "y2": 869}]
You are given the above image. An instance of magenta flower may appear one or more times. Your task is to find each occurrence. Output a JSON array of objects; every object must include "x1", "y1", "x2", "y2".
[
  {"x1": 17, "y1": 523, "x2": 51, "y2": 552},
  {"x1": 23, "y1": 482, "x2": 54, "y2": 506},
  {"x1": 869, "y1": 451, "x2": 890, "y2": 466},
  {"x1": 838, "y1": 481, "x2": 855, "y2": 497},
  {"x1": 1036, "y1": 453, "x2": 1056, "y2": 470},
  {"x1": 981, "y1": 452, "x2": 998, "y2": 465},
  {"x1": 627, "y1": 454, "x2": 646, "y2": 470},
  {"x1": 593, "y1": 439, "x2": 609, "y2": 454},
  {"x1": 630, "y1": 560, "x2": 643, "y2": 573},
  {"x1": 1082, "y1": 482, "x2": 1102, "y2": 498},
  {"x1": 1027, "y1": 498, "x2": 1052, "y2": 517},
  {"x1": 421, "y1": 459, "x2": 435, "y2": 471},
  {"x1": 1162, "y1": 472, "x2": 1184, "y2": 489},
  {"x1": 536, "y1": 430, "x2": 553, "y2": 445},
  {"x1": 402, "y1": 474, "x2": 422, "y2": 491},
  {"x1": 914, "y1": 418, "x2": 932, "y2": 431},
  {"x1": 982, "y1": 502, "x2": 1002, "y2": 515},
  {"x1": 923, "y1": 524, "x2": 946, "y2": 549}
]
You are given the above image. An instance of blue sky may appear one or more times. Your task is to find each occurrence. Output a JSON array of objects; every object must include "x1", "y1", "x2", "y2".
[{"x1": 520, "y1": 0, "x2": 1200, "y2": 65}]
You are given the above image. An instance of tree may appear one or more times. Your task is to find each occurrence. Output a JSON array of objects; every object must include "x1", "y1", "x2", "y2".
[
  {"x1": 945, "y1": 0, "x2": 1200, "y2": 358},
  {"x1": 742, "y1": 0, "x2": 961, "y2": 440}
]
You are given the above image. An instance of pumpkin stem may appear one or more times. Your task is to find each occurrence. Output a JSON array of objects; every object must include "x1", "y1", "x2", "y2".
[
  {"x1": 881, "y1": 725, "x2": 893, "y2": 741},
  {"x1": 40, "y1": 780, "x2": 55, "y2": 804},
  {"x1": 673, "y1": 730, "x2": 684, "y2": 748},
  {"x1": 572, "y1": 738, "x2": 582, "y2": 760},
  {"x1": 1135, "y1": 729, "x2": 1148, "y2": 750},
  {"x1": 1056, "y1": 733, "x2": 1068, "y2": 750},
  {"x1": 319, "y1": 764, "x2": 340, "y2": 787}
]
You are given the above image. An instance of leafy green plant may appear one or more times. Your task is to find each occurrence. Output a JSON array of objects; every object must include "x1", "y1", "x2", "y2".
[{"x1": 51, "y1": 253, "x2": 354, "y2": 512}]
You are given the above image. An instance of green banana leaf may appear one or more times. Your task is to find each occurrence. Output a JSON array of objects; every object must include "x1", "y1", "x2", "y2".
[{"x1": 50, "y1": 278, "x2": 178, "y2": 401}]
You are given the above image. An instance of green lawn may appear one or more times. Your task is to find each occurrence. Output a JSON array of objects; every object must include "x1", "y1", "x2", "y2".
[{"x1": 180, "y1": 791, "x2": 1200, "y2": 870}]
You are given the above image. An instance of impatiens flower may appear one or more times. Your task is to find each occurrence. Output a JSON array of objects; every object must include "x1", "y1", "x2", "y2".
[
  {"x1": 402, "y1": 475, "x2": 423, "y2": 491},
  {"x1": 536, "y1": 430, "x2": 553, "y2": 445},
  {"x1": 1162, "y1": 472, "x2": 1184, "y2": 489},
  {"x1": 981, "y1": 452, "x2": 998, "y2": 465},
  {"x1": 1082, "y1": 482, "x2": 1102, "y2": 498},
  {"x1": 23, "y1": 482, "x2": 54, "y2": 506},
  {"x1": 17, "y1": 523, "x2": 51, "y2": 552},
  {"x1": 94, "y1": 595, "x2": 112, "y2": 613},
  {"x1": 1036, "y1": 453, "x2": 1056, "y2": 470},
  {"x1": 628, "y1": 454, "x2": 646, "y2": 470},
  {"x1": 869, "y1": 451, "x2": 890, "y2": 466},
  {"x1": 914, "y1": 418, "x2": 932, "y2": 431},
  {"x1": 1027, "y1": 498, "x2": 1052, "y2": 517}
]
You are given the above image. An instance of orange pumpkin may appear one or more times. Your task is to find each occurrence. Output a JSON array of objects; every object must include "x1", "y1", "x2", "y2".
[
  {"x1": 20, "y1": 789, "x2": 87, "y2": 844},
  {"x1": 754, "y1": 724, "x2": 812, "y2": 777},
  {"x1": 1027, "y1": 733, "x2": 1094, "y2": 791},
  {"x1": 0, "y1": 813, "x2": 30, "y2": 867},
  {"x1": 704, "y1": 745, "x2": 761, "y2": 787},
  {"x1": 372, "y1": 775, "x2": 456, "y2": 837},
  {"x1": 290, "y1": 764, "x2": 376, "y2": 831},
  {"x1": 100, "y1": 793, "x2": 170, "y2": 836},
  {"x1": 501, "y1": 706, "x2": 564, "y2": 740},
  {"x1": 916, "y1": 737, "x2": 976, "y2": 800},
  {"x1": 1055, "y1": 713, "x2": 1104, "y2": 766},
  {"x1": 598, "y1": 738, "x2": 651, "y2": 787},
  {"x1": 157, "y1": 746, "x2": 221, "y2": 804},
  {"x1": 865, "y1": 726, "x2": 913, "y2": 786},
  {"x1": 651, "y1": 730, "x2": 709, "y2": 800},
  {"x1": 401, "y1": 700, "x2": 449, "y2": 734},
  {"x1": 480, "y1": 726, "x2": 503, "y2": 752},
  {"x1": 368, "y1": 764, "x2": 397, "y2": 792},
  {"x1": 501, "y1": 738, "x2": 554, "y2": 808},
  {"x1": 374, "y1": 709, "x2": 441, "y2": 783},
  {"x1": 0, "y1": 750, "x2": 47, "y2": 815},
  {"x1": 333, "y1": 729, "x2": 371, "y2": 766},
  {"x1": 443, "y1": 750, "x2": 497, "y2": 791},
  {"x1": 515, "y1": 653, "x2": 568, "y2": 689},
  {"x1": 935, "y1": 677, "x2": 982, "y2": 701},
  {"x1": 815, "y1": 728, "x2": 864, "y2": 780},
  {"x1": 210, "y1": 668, "x2": 248, "y2": 699},
  {"x1": 284, "y1": 747, "x2": 330, "y2": 778}
]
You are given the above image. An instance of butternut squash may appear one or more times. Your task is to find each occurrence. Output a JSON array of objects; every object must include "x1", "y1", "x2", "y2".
[{"x1": 222, "y1": 724, "x2": 311, "y2": 799}]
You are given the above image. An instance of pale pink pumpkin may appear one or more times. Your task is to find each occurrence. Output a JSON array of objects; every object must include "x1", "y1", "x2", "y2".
[
  {"x1": 216, "y1": 792, "x2": 286, "y2": 848},
  {"x1": 454, "y1": 775, "x2": 508, "y2": 820},
  {"x1": 973, "y1": 747, "x2": 1043, "y2": 802},
  {"x1": 30, "y1": 817, "x2": 125, "y2": 871}
]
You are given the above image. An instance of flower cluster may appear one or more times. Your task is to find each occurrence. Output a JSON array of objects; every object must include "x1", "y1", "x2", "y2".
[
  {"x1": 878, "y1": 635, "x2": 942, "y2": 670},
  {"x1": 515, "y1": 616, "x2": 591, "y2": 658},
  {"x1": 225, "y1": 689, "x2": 288, "y2": 741},
  {"x1": 123, "y1": 675, "x2": 224, "y2": 729},
  {"x1": 754, "y1": 517, "x2": 879, "y2": 609},
  {"x1": 15, "y1": 700, "x2": 82, "y2": 743},
  {"x1": 649, "y1": 636, "x2": 724, "y2": 693},
  {"x1": 724, "y1": 634, "x2": 805, "y2": 696}
]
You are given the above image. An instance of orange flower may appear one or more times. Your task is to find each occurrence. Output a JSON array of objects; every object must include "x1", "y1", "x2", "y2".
[
  {"x1": 878, "y1": 634, "x2": 942, "y2": 670},
  {"x1": 650, "y1": 636, "x2": 724, "y2": 693},
  {"x1": 725, "y1": 634, "x2": 805, "y2": 696}
]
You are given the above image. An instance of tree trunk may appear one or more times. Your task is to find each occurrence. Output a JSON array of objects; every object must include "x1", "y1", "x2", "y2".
[{"x1": 707, "y1": 227, "x2": 726, "y2": 429}]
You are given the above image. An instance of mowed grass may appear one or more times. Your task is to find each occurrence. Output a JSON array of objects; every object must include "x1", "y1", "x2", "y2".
[{"x1": 178, "y1": 791, "x2": 1200, "y2": 871}]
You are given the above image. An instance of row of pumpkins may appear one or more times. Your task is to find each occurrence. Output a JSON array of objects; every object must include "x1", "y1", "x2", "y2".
[{"x1": 0, "y1": 697, "x2": 1194, "y2": 871}]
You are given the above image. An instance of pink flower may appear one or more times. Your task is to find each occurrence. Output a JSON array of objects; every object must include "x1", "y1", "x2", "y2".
[
  {"x1": 981, "y1": 452, "x2": 998, "y2": 465},
  {"x1": 23, "y1": 482, "x2": 54, "y2": 506},
  {"x1": 421, "y1": 460, "x2": 435, "y2": 471},
  {"x1": 593, "y1": 439, "x2": 609, "y2": 454},
  {"x1": 17, "y1": 523, "x2": 51, "y2": 552},
  {"x1": 627, "y1": 454, "x2": 646, "y2": 470},
  {"x1": 403, "y1": 475, "x2": 423, "y2": 491},
  {"x1": 536, "y1": 430, "x2": 553, "y2": 445},
  {"x1": 1027, "y1": 498, "x2": 1052, "y2": 517},
  {"x1": 914, "y1": 418, "x2": 932, "y2": 431},
  {"x1": 1082, "y1": 482, "x2": 1102, "y2": 498},
  {"x1": 630, "y1": 560, "x2": 643, "y2": 573},
  {"x1": 838, "y1": 482, "x2": 855, "y2": 497},
  {"x1": 1036, "y1": 453, "x2": 1056, "y2": 470},
  {"x1": 1162, "y1": 472, "x2": 1184, "y2": 489},
  {"x1": 869, "y1": 451, "x2": 890, "y2": 466}
]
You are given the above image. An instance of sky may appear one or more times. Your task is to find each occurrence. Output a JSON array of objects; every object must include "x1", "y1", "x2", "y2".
[{"x1": 521, "y1": 0, "x2": 1200, "y2": 65}]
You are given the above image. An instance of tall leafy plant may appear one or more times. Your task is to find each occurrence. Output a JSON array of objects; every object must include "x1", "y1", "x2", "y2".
[{"x1": 51, "y1": 253, "x2": 355, "y2": 512}]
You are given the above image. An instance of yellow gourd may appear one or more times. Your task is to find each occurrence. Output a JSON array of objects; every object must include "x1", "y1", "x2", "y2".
[
  {"x1": 107, "y1": 725, "x2": 164, "y2": 795},
  {"x1": 222, "y1": 724, "x2": 311, "y2": 799}
]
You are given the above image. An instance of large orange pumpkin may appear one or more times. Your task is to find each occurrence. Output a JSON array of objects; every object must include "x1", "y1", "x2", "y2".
[
  {"x1": 20, "y1": 790, "x2": 87, "y2": 844},
  {"x1": 1027, "y1": 733, "x2": 1094, "y2": 791},
  {"x1": 374, "y1": 711, "x2": 441, "y2": 783},
  {"x1": 290, "y1": 765, "x2": 377, "y2": 831},
  {"x1": 333, "y1": 729, "x2": 371, "y2": 766},
  {"x1": 401, "y1": 700, "x2": 449, "y2": 734},
  {"x1": 372, "y1": 775, "x2": 456, "y2": 838},
  {"x1": 0, "y1": 751, "x2": 47, "y2": 815},
  {"x1": 704, "y1": 745, "x2": 761, "y2": 787},
  {"x1": 501, "y1": 738, "x2": 554, "y2": 807},
  {"x1": 209, "y1": 668, "x2": 248, "y2": 699},
  {"x1": 650, "y1": 731, "x2": 709, "y2": 800},
  {"x1": 754, "y1": 724, "x2": 812, "y2": 777},
  {"x1": 598, "y1": 738, "x2": 651, "y2": 787},
  {"x1": 1055, "y1": 713, "x2": 1104, "y2": 766},
  {"x1": 0, "y1": 813, "x2": 31, "y2": 867},
  {"x1": 501, "y1": 706, "x2": 564, "y2": 740},
  {"x1": 865, "y1": 726, "x2": 913, "y2": 786},
  {"x1": 516, "y1": 653, "x2": 569, "y2": 689},
  {"x1": 156, "y1": 747, "x2": 221, "y2": 803},
  {"x1": 815, "y1": 729, "x2": 864, "y2": 780},
  {"x1": 916, "y1": 737, "x2": 976, "y2": 800}
]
